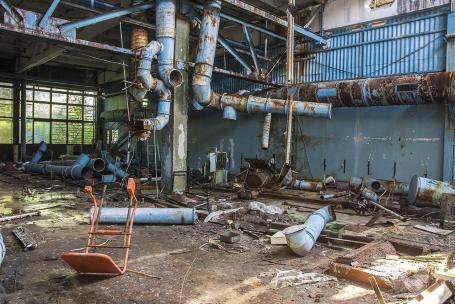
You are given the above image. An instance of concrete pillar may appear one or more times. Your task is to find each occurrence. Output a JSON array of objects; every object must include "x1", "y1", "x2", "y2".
[{"x1": 161, "y1": 15, "x2": 190, "y2": 193}]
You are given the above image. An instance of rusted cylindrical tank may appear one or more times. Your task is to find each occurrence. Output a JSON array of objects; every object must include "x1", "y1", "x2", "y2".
[{"x1": 408, "y1": 176, "x2": 455, "y2": 207}]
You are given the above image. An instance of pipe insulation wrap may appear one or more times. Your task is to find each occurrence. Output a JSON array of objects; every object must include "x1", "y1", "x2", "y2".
[
  {"x1": 285, "y1": 206, "x2": 335, "y2": 256},
  {"x1": 89, "y1": 207, "x2": 198, "y2": 224},
  {"x1": 261, "y1": 113, "x2": 272, "y2": 149}
]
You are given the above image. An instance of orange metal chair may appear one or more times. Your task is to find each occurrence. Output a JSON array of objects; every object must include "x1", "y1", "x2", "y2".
[{"x1": 61, "y1": 178, "x2": 139, "y2": 275}]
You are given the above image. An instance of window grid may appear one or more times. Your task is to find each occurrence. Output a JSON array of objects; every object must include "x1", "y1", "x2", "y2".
[
  {"x1": 24, "y1": 85, "x2": 96, "y2": 145},
  {"x1": 0, "y1": 82, "x2": 13, "y2": 144}
]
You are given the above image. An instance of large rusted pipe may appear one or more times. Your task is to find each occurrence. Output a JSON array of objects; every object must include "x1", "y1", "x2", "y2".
[
  {"x1": 408, "y1": 176, "x2": 455, "y2": 207},
  {"x1": 256, "y1": 72, "x2": 455, "y2": 107},
  {"x1": 192, "y1": 0, "x2": 222, "y2": 108},
  {"x1": 212, "y1": 94, "x2": 331, "y2": 119}
]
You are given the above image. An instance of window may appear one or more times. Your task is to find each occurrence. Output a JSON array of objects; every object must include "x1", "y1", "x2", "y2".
[
  {"x1": 0, "y1": 82, "x2": 13, "y2": 144},
  {"x1": 24, "y1": 85, "x2": 97, "y2": 145}
]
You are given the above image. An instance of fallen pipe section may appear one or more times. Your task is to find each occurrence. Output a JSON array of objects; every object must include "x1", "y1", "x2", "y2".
[
  {"x1": 256, "y1": 72, "x2": 455, "y2": 107},
  {"x1": 129, "y1": 0, "x2": 182, "y2": 132},
  {"x1": 30, "y1": 141, "x2": 47, "y2": 164},
  {"x1": 284, "y1": 206, "x2": 335, "y2": 256},
  {"x1": 191, "y1": 0, "x2": 332, "y2": 120},
  {"x1": 408, "y1": 175, "x2": 455, "y2": 208},
  {"x1": 89, "y1": 207, "x2": 198, "y2": 225},
  {"x1": 0, "y1": 232, "x2": 4, "y2": 266}
]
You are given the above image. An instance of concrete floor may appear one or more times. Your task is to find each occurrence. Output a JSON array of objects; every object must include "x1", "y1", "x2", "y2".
[{"x1": 0, "y1": 172, "x2": 453, "y2": 304}]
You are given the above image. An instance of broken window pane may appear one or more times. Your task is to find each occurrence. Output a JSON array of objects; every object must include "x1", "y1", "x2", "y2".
[{"x1": 33, "y1": 121, "x2": 50, "y2": 143}]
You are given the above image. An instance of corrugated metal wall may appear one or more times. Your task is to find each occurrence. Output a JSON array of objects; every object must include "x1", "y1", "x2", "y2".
[
  {"x1": 212, "y1": 5, "x2": 449, "y2": 92},
  {"x1": 300, "y1": 6, "x2": 449, "y2": 82}
]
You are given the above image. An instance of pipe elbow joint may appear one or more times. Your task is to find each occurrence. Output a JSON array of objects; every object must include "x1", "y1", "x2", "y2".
[
  {"x1": 192, "y1": 82, "x2": 212, "y2": 109},
  {"x1": 159, "y1": 67, "x2": 183, "y2": 88}
]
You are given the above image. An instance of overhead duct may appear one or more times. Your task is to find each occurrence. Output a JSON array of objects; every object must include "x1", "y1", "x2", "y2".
[
  {"x1": 256, "y1": 72, "x2": 455, "y2": 107},
  {"x1": 191, "y1": 1, "x2": 332, "y2": 120}
]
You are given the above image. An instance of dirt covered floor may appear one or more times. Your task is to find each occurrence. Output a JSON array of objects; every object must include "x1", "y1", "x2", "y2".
[{"x1": 0, "y1": 173, "x2": 454, "y2": 304}]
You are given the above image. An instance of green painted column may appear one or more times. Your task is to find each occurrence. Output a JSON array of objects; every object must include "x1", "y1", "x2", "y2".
[
  {"x1": 443, "y1": 2, "x2": 455, "y2": 182},
  {"x1": 161, "y1": 14, "x2": 190, "y2": 193}
]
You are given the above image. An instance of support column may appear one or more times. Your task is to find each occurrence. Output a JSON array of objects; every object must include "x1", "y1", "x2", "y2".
[
  {"x1": 20, "y1": 80, "x2": 26, "y2": 161},
  {"x1": 443, "y1": 1, "x2": 455, "y2": 182},
  {"x1": 161, "y1": 14, "x2": 190, "y2": 193}
]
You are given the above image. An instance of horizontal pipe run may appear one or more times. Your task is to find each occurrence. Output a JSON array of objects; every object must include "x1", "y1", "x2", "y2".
[
  {"x1": 89, "y1": 207, "x2": 198, "y2": 224},
  {"x1": 284, "y1": 206, "x2": 335, "y2": 256},
  {"x1": 216, "y1": 95, "x2": 332, "y2": 119},
  {"x1": 59, "y1": 2, "x2": 154, "y2": 33},
  {"x1": 257, "y1": 72, "x2": 455, "y2": 107}
]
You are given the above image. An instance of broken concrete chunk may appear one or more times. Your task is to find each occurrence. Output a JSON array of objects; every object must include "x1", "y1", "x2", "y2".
[
  {"x1": 248, "y1": 201, "x2": 284, "y2": 215},
  {"x1": 270, "y1": 270, "x2": 337, "y2": 289}
]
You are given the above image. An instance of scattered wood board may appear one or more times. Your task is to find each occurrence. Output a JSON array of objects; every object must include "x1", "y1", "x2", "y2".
[
  {"x1": 407, "y1": 281, "x2": 454, "y2": 304},
  {"x1": 414, "y1": 225, "x2": 453, "y2": 236}
]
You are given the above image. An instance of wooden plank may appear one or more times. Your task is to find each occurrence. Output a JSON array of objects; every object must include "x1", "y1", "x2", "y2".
[
  {"x1": 369, "y1": 276, "x2": 386, "y2": 304},
  {"x1": 407, "y1": 282, "x2": 453, "y2": 304},
  {"x1": 414, "y1": 225, "x2": 453, "y2": 236},
  {"x1": 433, "y1": 271, "x2": 455, "y2": 283}
]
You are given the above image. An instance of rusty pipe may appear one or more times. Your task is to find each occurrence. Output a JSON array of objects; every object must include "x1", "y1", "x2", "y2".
[
  {"x1": 192, "y1": 0, "x2": 222, "y2": 108},
  {"x1": 214, "y1": 94, "x2": 331, "y2": 118},
  {"x1": 255, "y1": 72, "x2": 455, "y2": 107},
  {"x1": 156, "y1": 0, "x2": 182, "y2": 87}
]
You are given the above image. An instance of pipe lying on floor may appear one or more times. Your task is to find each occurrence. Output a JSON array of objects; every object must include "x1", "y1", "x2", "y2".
[
  {"x1": 30, "y1": 141, "x2": 47, "y2": 164},
  {"x1": 89, "y1": 207, "x2": 198, "y2": 224},
  {"x1": 46, "y1": 154, "x2": 93, "y2": 180},
  {"x1": 359, "y1": 186, "x2": 406, "y2": 221},
  {"x1": 408, "y1": 175, "x2": 455, "y2": 207},
  {"x1": 89, "y1": 158, "x2": 105, "y2": 173},
  {"x1": 284, "y1": 206, "x2": 335, "y2": 256},
  {"x1": 191, "y1": 0, "x2": 332, "y2": 120},
  {"x1": 0, "y1": 232, "x2": 4, "y2": 266},
  {"x1": 293, "y1": 179, "x2": 323, "y2": 191}
]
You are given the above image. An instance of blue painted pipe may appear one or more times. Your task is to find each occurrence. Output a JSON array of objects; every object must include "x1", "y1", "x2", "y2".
[
  {"x1": 192, "y1": 0, "x2": 222, "y2": 108},
  {"x1": 30, "y1": 141, "x2": 47, "y2": 164},
  {"x1": 219, "y1": 95, "x2": 332, "y2": 119},
  {"x1": 89, "y1": 207, "x2": 198, "y2": 225},
  {"x1": 284, "y1": 206, "x2": 335, "y2": 256},
  {"x1": 0, "y1": 232, "x2": 4, "y2": 266},
  {"x1": 45, "y1": 154, "x2": 93, "y2": 180},
  {"x1": 156, "y1": 0, "x2": 182, "y2": 88},
  {"x1": 105, "y1": 162, "x2": 128, "y2": 180},
  {"x1": 24, "y1": 163, "x2": 47, "y2": 174},
  {"x1": 130, "y1": 41, "x2": 163, "y2": 102},
  {"x1": 100, "y1": 174, "x2": 116, "y2": 184},
  {"x1": 89, "y1": 158, "x2": 105, "y2": 173}
]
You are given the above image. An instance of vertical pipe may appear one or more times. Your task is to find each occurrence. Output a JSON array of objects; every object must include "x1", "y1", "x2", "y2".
[
  {"x1": 192, "y1": 0, "x2": 222, "y2": 108},
  {"x1": 156, "y1": 0, "x2": 183, "y2": 87},
  {"x1": 261, "y1": 113, "x2": 271, "y2": 150},
  {"x1": 284, "y1": 0, "x2": 295, "y2": 165}
]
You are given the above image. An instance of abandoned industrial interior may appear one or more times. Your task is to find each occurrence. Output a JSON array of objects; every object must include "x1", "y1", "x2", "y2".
[{"x1": 2, "y1": 0, "x2": 455, "y2": 303}]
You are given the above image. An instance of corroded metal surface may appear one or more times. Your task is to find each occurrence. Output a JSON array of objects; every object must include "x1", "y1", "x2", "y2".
[
  {"x1": 408, "y1": 175, "x2": 455, "y2": 207},
  {"x1": 257, "y1": 72, "x2": 455, "y2": 107}
]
